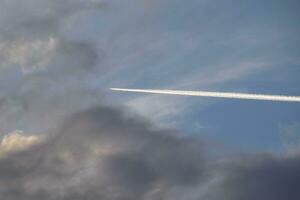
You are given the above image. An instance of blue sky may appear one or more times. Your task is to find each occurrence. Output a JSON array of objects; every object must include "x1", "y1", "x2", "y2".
[
  {"x1": 102, "y1": 0, "x2": 300, "y2": 153},
  {"x1": 1, "y1": 0, "x2": 299, "y2": 153}
]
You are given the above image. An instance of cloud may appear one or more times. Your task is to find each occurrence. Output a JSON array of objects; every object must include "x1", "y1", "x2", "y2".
[
  {"x1": 0, "y1": 107, "x2": 299, "y2": 200},
  {"x1": 0, "y1": 0, "x2": 104, "y2": 134},
  {"x1": 205, "y1": 154, "x2": 300, "y2": 200},
  {"x1": 0, "y1": 130, "x2": 41, "y2": 158},
  {"x1": 277, "y1": 122, "x2": 300, "y2": 158},
  {"x1": 0, "y1": 37, "x2": 58, "y2": 73},
  {"x1": 0, "y1": 1, "x2": 299, "y2": 199},
  {"x1": 0, "y1": 0, "x2": 102, "y2": 73},
  {"x1": 0, "y1": 106, "x2": 207, "y2": 200},
  {"x1": 0, "y1": 0, "x2": 103, "y2": 41}
]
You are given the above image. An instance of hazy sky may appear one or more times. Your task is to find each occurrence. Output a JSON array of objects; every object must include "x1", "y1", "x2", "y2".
[{"x1": 0, "y1": 0, "x2": 300, "y2": 199}]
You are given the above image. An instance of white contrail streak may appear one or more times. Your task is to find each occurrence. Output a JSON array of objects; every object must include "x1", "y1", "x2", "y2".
[{"x1": 110, "y1": 88, "x2": 300, "y2": 103}]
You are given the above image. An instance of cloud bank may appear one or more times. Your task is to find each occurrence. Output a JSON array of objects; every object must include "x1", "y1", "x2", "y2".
[
  {"x1": 0, "y1": 107, "x2": 206, "y2": 200},
  {"x1": 0, "y1": 107, "x2": 299, "y2": 200}
]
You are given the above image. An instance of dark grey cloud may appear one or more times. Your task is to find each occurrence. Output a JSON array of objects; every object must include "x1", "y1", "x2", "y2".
[
  {"x1": 1, "y1": 106, "x2": 300, "y2": 200},
  {"x1": 206, "y1": 154, "x2": 300, "y2": 200},
  {"x1": 0, "y1": 106, "x2": 207, "y2": 200},
  {"x1": 0, "y1": 0, "x2": 102, "y2": 72},
  {"x1": 0, "y1": 0, "x2": 105, "y2": 134}
]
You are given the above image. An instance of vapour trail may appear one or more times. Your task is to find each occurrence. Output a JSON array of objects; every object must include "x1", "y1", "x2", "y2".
[{"x1": 110, "y1": 88, "x2": 300, "y2": 103}]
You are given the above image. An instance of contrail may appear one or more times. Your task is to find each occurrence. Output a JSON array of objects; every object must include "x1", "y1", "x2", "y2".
[{"x1": 110, "y1": 88, "x2": 300, "y2": 103}]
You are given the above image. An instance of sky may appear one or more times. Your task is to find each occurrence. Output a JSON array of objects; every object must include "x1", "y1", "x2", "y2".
[{"x1": 0, "y1": 0, "x2": 300, "y2": 199}]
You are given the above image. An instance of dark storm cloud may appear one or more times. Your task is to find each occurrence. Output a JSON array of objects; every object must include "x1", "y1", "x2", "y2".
[
  {"x1": 1, "y1": 106, "x2": 300, "y2": 200},
  {"x1": 209, "y1": 154, "x2": 300, "y2": 200},
  {"x1": 0, "y1": 106, "x2": 207, "y2": 200}
]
